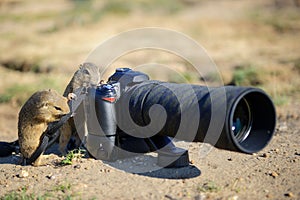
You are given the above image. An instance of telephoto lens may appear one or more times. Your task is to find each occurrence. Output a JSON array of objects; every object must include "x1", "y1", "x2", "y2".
[{"x1": 113, "y1": 69, "x2": 276, "y2": 154}]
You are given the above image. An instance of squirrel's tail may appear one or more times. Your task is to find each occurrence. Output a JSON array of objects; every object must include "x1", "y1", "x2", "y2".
[{"x1": 0, "y1": 140, "x2": 19, "y2": 157}]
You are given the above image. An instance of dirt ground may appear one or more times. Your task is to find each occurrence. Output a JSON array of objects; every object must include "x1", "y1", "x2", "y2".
[
  {"x1": 0, "y1": 0, "x2": 300, "y2": 199},
  {"x1": 0, "y1": 103, "x2": 299, "y2": 200}
]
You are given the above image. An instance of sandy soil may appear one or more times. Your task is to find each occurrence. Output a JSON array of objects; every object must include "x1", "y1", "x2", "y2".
[{"x1": 0, "y1": 103, "x2": 299, "y2": 200}]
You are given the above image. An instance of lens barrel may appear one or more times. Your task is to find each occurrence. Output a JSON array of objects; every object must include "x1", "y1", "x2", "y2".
[{"x1": 117, "y1": 81, "x2": 276, "y2": 154}]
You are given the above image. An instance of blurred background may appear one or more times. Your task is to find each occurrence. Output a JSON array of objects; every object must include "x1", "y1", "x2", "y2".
[{"x1": 0, "y1": 0, "x2": 299, "y2": 140}]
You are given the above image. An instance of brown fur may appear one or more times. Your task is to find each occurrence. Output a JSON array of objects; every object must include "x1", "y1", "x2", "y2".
[
  {"x1": 18, "y1": 89, "x2": 70, "y2": 166},
  {"x1": 59, "y1": 62, "x2": 100, "y2": 154}
]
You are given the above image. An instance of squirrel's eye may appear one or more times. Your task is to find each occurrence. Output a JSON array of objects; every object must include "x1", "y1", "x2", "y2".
[
  {"x1": 54, "y1": 106, "x2": 62, "y2": 111},
  {"x1": 83, "y1": 69, "x2": 90, "y2": 75},
  {"x1": 41, "y1": 102, "x2": 49, "y2": 108}
]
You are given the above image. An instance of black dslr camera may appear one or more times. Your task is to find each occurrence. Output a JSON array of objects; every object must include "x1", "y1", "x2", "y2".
[{"x1": 84, "y1": 68, "x2": 276, "y2": 168}]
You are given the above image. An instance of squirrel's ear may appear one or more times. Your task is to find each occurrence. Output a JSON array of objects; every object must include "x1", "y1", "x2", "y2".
[{"x1": 79, "y1": 63, "x2": 83, "y2": 69}]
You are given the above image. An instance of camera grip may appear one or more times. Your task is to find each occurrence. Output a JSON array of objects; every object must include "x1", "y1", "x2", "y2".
[{"x1": 86, "y1": 85, "x2": 117, "y2": 161}]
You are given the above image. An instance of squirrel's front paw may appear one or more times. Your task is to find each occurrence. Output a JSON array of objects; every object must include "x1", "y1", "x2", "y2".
[{"x1": 67, "y1": 93, "x2": 77, "y2": 101}]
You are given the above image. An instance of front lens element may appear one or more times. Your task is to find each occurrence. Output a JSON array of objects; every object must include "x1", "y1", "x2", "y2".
[{"x1": 232, "y1": 98, "x2": 252, "y2": 143}]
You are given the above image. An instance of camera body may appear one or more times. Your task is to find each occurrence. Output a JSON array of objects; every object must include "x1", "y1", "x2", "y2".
[{"x1": 86, "y1": 68, "x2": 189, "y2": 168}]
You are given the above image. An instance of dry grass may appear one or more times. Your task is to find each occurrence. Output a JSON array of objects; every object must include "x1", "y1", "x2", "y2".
[{"x1": 0, "y1": 0, "x2": 299, "y2": 109}]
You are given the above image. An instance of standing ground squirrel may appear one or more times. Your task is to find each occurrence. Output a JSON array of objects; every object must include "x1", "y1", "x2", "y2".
[
  {"x1": 18, "y1": 89, "x2": 70, "y2": 166},
  {"x1": 59, "y1": 62, "x2": 100, "y2": 154}
]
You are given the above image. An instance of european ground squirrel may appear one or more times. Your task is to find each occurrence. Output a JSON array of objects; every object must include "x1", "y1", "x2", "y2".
[
  {"x1": 18, "y1": 89, "x2": 70, "y2": 166},
  {"x1": 59, "y1": 62, "x2": 100, "y2": 154}
]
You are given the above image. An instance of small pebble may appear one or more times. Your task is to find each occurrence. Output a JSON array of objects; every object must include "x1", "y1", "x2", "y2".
[
  {"x1": 100, "y1": 169, "x2": 110, "y2": 173},
  {"x1": 228, "y1": 157, "x2": 233, "y2": 161},
  {"x1": 274, "y1": 149, "x2": 279, "y2": 153},
  {"x1": 18, "y1": 170, "x2": 29, "y2": 178},
  {"x1": 284, "y1": 192, "x2": 294, "y2": 197},
  {"x1": 270, "y1": 171, "x2": 279, "y2": 178},
  {"x1": 266, "y1": 194, "x2": 272, "y2": 198},
  {"x1": 74, "y1": 164, "x2": 81, "y2": 169},
  {"x1": 278, "y1": 122, "x2": 287, "y2": 131},
  {"x1": 228, "y1": 195, "x2": 238, "y2": 200},
  {"x1": 46, "y1": 174, "x2": 56, "y2": 180},
  {"x1": 262, "y1": 153, "x2": 270, "y2": 158}
]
